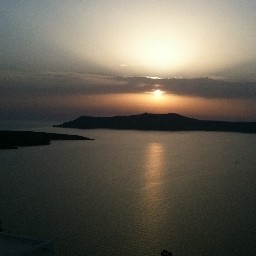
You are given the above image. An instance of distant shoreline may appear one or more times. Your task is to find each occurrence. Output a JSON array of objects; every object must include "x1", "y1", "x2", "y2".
[
  {"x1": 0, "y1": 131, "x2": 93, "y2": 150},
  {"x1": 54, "y1": 113, "x2": 256, "y2": 134}
]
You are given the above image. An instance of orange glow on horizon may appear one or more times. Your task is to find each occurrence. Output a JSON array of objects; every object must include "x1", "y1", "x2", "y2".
[{"x1": 62, "y1": 93, "x2": 256, "y2": 121}]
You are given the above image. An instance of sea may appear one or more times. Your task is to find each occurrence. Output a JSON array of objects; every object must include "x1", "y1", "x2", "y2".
[{"x1": 0, "y1": 126, "x2": 256, "y2": 256}]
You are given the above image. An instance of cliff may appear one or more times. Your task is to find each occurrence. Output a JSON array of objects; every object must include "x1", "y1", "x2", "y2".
[{"x1": 54, "y1": 113, "x2": 256, "y2": 133}]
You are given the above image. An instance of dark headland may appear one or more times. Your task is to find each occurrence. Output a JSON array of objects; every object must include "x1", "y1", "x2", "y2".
[
  {"x1": 0, "y1": 131, "x2": 93, "y2": 150},
  {"x1": 54, "y1": 113, "x2": 256, "y2": 133}
]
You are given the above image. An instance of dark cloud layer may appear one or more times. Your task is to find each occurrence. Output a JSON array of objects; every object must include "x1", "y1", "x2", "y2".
[{"x1": 1, "y1": 71, "x2": 256, "y2": 100}]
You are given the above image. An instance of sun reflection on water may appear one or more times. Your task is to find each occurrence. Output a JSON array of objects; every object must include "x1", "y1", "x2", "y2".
[
  {"x1": 144, "y1": 142, "x2": 165, "y2": 187},
  {"x1": 136, "y1": 142, "x2": 167, "y2": 247}
]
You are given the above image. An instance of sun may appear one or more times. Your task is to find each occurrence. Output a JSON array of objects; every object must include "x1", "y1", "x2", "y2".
[
  {"x1": 152, "y1": 89, "x2": 164, "y2": 97},
  {"x1": 131, "y1": 34, "x2": 192, "y2": 73}
]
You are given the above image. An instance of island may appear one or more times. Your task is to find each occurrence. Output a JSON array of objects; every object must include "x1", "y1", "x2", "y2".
[
  {"x1": 54, "y1": 113, "x2": 256, "y2": 134},
  {"x1": 0, "y1": 131, "x2": 93, "y2": 150}
]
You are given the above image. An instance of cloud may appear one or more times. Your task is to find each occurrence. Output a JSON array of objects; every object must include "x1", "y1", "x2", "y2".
[
  {"x1": 114, "y1": 76, "x2": 256, "y2": 100},
  {"x1": 1, "y1": 71, "x2": 255, "y2": 122},
  {"x1": 0, "y1": 71, "x2": 256, "y2": 100},
  {"x1": 119, "y1": 64, "x2": 136, "y2": 67},
  {"x1": 161, "y1": 77, "x2": 256, "y2": 100}
]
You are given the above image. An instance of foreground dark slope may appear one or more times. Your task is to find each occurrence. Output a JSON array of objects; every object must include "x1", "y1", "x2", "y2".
[
  {"x1": 54, "y1": 113, "x2": 256, "y2": 133},
  {"x1": 0, "y1": 131, "x2": 93, "y2": 149}
]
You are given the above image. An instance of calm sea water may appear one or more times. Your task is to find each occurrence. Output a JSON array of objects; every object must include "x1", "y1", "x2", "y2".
[{"x1": 0, "y1": 128, "x2": 256, "y2": 256}]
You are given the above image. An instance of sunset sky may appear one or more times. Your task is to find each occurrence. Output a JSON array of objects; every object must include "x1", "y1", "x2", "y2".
[{"x1": 1, "y1": 0, "x2": 256, "y2": 124}]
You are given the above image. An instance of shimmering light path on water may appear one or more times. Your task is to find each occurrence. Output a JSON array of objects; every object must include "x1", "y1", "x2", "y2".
[{"x1": 0, "y1": 129, "x2": 256, "y2": 256}]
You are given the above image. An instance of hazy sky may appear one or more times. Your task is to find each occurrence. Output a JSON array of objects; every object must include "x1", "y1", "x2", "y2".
[{"x1": 1, "y1": 1, "x2": 256, "y2": 123}]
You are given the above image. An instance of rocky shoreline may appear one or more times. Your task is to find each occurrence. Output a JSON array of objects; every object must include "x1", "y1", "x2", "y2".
[{"x1": 0, "y1": 130, "x2": 93, "y2": 150}]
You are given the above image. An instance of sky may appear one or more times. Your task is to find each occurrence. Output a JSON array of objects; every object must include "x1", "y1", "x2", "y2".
[{"x1": 0, "y1": 0, "x2": 256, "y2": 124}]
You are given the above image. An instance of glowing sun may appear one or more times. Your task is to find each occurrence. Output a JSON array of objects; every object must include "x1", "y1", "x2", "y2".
[{"x1": 152, "y1": 89, "x2": 164, "y2": 96}]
